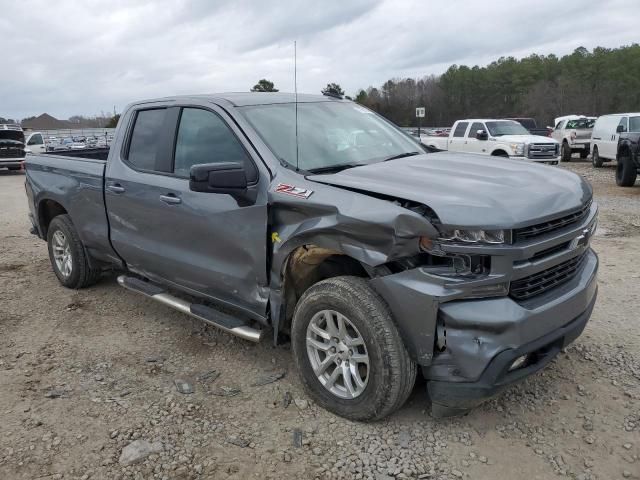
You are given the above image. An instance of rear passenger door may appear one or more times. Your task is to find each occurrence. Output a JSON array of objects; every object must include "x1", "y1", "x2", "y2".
[
  {"x1": 105, "y1": 103, "x2": 269, "y2": 318},
  {"x1": 448, "y1": 122, "x2": 469, "y2": 152}
]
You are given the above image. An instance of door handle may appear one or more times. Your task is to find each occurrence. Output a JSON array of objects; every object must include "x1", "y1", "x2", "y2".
[
  {"x1": 106, "y1": 184, "x2": 125, "y2": 194},
  {"x1": 160, "y1": 194, "x2": 182, "y2": 205}
]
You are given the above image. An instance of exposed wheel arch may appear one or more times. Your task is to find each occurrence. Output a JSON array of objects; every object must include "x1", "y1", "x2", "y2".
[
  {"x1": 279, "y1": 245, "x2": 369, "y2": 333},
  {"x1": 491, "y1": 150, "x2": 509, "y2": 157}
]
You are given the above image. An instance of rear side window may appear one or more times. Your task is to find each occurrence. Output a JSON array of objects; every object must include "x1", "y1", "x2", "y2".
[
  {"x1": 173, "y1": 108, "x2": 256, "y2": 181},
  {"x1": 453, "y1": 122, "x2": 468, "y2": 137},
  {"x1": 467, "y1": 122, "x2": 485, "y2": 137},
  {"x1": 127, "y1": 109, "x2": 167, "y2": 170}
]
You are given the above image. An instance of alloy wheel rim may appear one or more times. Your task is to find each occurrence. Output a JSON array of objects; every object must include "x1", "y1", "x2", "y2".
[
  {"x1": 306, "y1": 310, "x2": 369, "y2": 399},
  {"x1": 52, "y1": 230, "x2": 73, "y2": 278}
]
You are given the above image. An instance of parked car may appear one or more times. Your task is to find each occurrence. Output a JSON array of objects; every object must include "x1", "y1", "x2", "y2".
[
  {"x1": 0, "y1": 123, "x2": 26, "y2": 170},
  {"x1": 424, "y1": 119, "x2": 560, "y2": 164},
  {"x1": 590, "y1": 113, "x2": 638, "y2": 167},
  {"x1": 25, "y1": 132, "x2": 47, "y2": 155},
  {"x1": 505, "y1": 117, "x2": 552, "y2": 137},
  {"x1": 615, "y1": 114, "x2": 640, "y2": 187},
  {"x1": 51, "y1": 137, "x2": 86, "y2": 151},
  {"x1": 25, "y1": 93, "x2": 598, "y2": 420},
  {"x1": 552, "y1": 115, "x2": 596, "y2": 162}
]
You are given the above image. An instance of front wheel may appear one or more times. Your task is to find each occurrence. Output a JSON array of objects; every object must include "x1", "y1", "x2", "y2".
[
  {"x1": 616, "y1": 155, "x2": 638, "y2": 187},
  {"x1": 291, "y1": 276, "x2": 416, "y2": 421},
  {"x1": 561, "y1": 142, "x2": 572, "y2": 162},
  {"x1": 592, "y1": 146, "x2": 603, "y2": 168}
]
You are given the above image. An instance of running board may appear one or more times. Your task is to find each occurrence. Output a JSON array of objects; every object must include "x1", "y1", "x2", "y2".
[{"x1": 117, "y1": 275, "x2": 263, "y2": 343}]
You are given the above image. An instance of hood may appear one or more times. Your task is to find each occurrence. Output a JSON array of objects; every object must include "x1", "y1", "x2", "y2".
[
  {"x1": 0, "y1": 130, "x2": 25, "y2": 144},
  {"x1": 308, "y1": 152, "x2": 592, "y2": 229},
  {"x1": 492, "y1": 134, "x2": 556, "y2": 144}
]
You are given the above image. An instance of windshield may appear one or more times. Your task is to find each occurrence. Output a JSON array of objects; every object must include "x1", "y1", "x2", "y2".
[
  {"x1": 566, "y1": 118, "x2": 596, "y2": 129},
  {"x1": 238, "y1": 102, "x2": 421, "y2": 172},
  {"x1": 629, "y1": 116, "x2": 640, "y2": 132},
  {"x1": 485, "y1": 121, "x2": 530, "y2": 136}
]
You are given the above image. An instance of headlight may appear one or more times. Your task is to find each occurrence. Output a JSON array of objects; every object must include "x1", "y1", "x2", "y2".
[
  {"x1": 509, "y1": 143, "x2": 525, "y2": 155},
  {"x1": 433, "y1": 229, "x2": 507, "y2": 245}
]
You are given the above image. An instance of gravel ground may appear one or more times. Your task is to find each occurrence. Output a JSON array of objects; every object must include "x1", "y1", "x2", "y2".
[{"x1": 0, "y1": 158, "x2": 638, "y2": 480}]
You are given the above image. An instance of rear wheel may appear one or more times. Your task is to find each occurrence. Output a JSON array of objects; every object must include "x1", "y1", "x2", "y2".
[
  {"x1": 592, "y1": 146, "x2": 603, "y2": 168},
  {"x1": 616, "y1": 154, "x2": 637, "y2": 187},
  {"x1": 47, "y1": 214, "x2": 101, "y2": 288},
  {"x1": 561, "y1": 142, "x2": 572, "y2": 162},
  {"x1": 291, "y1": 276, "x2": 416, "y2": 421}
]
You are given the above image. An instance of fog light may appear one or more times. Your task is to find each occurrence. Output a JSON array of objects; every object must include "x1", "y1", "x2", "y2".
[{"x1": 509, "y1": 354, "x2": 529, "y2": 371}]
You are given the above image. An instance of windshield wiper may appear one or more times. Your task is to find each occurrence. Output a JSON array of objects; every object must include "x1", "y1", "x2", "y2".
[
  {"x1": 382, "y1": 151, "x2": 421, "y2": 162},
  {"x1": 307, "y1": 163, "x2": 367, "y2": 174}
]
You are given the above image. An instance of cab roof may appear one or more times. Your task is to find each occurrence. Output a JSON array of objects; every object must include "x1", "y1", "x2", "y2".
[{"x1": 134, "y1": 92, "x2": 346, "y2": 108}]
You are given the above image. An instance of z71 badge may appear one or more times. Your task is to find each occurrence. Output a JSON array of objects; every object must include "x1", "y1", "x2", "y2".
[{"x1": 275, "y1": 183, "x2": 313, "y2": 199}]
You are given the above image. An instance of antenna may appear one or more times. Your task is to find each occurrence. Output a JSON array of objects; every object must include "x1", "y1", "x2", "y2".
[{"x1": 294, "y1": 40, "x2": 299, "y2": 171}]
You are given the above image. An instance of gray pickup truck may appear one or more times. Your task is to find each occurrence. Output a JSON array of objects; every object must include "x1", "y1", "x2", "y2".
[{"x1": 25, "y1": 93, "x2": 599, "y2": 420}]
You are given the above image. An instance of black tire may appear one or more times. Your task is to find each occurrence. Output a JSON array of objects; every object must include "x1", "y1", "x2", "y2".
[
  {"x1": 592, "y1": 146, "x2": 603, "y2": 168},
  {"x1": 291, "y1": 276, "x2": 416, "y2": 421},
  {"x1": 561, "y1": 142, "x2": 571, "y2": 162},
  {"x1": 492, "y1": 151, "x2": 509, "y2": 158},
  {"x1": 47, "y1": 214, "x2": 101, "y2": 289},
  {"x1": 616, "y1": 154, "x2": 637, "y2": 187},
  {"x1": 580, "y1": 150, "x2": 589, "y2": 159}
]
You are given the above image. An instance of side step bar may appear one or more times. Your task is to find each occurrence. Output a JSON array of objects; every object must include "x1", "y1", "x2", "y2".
[{"x1": 117, "y1": 275, "x2": 263, "y2": 343}]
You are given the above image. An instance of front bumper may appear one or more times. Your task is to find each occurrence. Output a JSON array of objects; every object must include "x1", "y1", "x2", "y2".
[
  {"x1": 0, "y1": 159, "x2": 25, "y2": 168},
  {"x1": 427, "y1": 284, "x2": 596, "y2": 416}
]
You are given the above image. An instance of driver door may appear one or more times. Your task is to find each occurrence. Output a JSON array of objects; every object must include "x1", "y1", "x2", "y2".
[{"x1": 465, "y1": 122, "x2": 487, "y2": 154}]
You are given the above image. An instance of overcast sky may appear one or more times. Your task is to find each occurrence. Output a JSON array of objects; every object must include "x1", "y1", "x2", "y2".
[{"x1": 2, "y1": 0, "x2": 638, "y2": 120}]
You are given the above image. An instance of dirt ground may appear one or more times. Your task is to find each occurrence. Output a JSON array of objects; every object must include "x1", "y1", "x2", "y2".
[{"x1": 0, "y1": 159, "x2": 638, "y2": 480}]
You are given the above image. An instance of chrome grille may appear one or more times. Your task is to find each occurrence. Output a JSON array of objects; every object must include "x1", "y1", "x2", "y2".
[
  {"x1": 0, "y1": 147, "x2": 24, "y2": 159},
  {"x1": 514, "y1": 201, "x2": 591, "y2": 241},
  {"x1": 510, "y1": 253, "x2": 587, "y2": 301},
  {"x1": 527, "y1": 143, "x2": 559, "y2": 159}
]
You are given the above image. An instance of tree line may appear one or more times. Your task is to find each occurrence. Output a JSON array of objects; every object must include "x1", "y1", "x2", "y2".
[
  {"x1": 252, "y1": 44, "x2": 640, "y2": 128},
  {"x1": 355, "y1": 44, "x2": 640, "y2": 128}
]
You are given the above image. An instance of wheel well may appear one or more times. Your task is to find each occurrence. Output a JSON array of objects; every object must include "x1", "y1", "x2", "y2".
[
  {"x1": 491, "y1": 150, "x2": 508, "y2": 157},
  {"x1": 280, "y1": 245, "x2": 369, "y2": 331},
  {"x1": 38, "y1": 200, "x2": 67, "y2": 237}
]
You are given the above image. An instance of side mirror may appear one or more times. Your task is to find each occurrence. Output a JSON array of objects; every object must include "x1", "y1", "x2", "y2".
[
  {"x1": 189, "y1": 162, "x2": 247, "y2": 193},
  {"x1": 616, "y1": 124, "x2": 625, "y2": 133},
  {"x1": 476, "y1": 130, "x2": 488, "y2": 140}
]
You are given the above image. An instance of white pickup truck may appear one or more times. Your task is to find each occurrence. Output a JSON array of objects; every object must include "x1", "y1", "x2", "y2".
[{"x1": 423, "y1": 119, "x2": 560, "y2": 164}]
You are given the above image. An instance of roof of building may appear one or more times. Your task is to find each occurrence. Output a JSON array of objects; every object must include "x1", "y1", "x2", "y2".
[{"x1": 21, "y1": 113, "x2": 71, "y2": 130}]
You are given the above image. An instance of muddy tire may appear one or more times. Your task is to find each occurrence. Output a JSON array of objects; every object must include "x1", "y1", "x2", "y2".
[
  {"x1": 561, "y1": 142, "x2": 572, "y2": 162},
  {"x1": 291, "y1": 276, "x2": 416, "y2": 421},
  {"x1": 616, "y1": 154, "x2": 637, "y2": 187},
  {"x1": 47, "y1": 214, "x2": 101, "y2": 289},
  {"x1": 592, "y1": 146, "x2": 603, "y2": 168}
]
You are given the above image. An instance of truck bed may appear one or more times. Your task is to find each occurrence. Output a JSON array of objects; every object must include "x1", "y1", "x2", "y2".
[
  {"x1": 25, "y1": 152, "x2": 116, "y2": 265},
  {"x1": 44, "y1": 147, "x2": 110, "y2": 161}
]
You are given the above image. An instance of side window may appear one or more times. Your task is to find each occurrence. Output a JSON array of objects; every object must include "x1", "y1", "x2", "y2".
[
  {"x1": 173, "y1": 108, "x2": 255, "y2": 181},
  {"x1": 618, "y1": 117, "x2": 628, "y2": 132},
  {"x1": 453, "y1": 122, "x2": 468, "y2": 137},
  {"x1": 467, "y1": 122, "x2": 485, "y2": 137},
  {"x1": 28, "y1": 134, "x2": 43, "y2": 145},
  {"x1": 127, "y1": 109, "x2": 167, "y2": 171}
]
